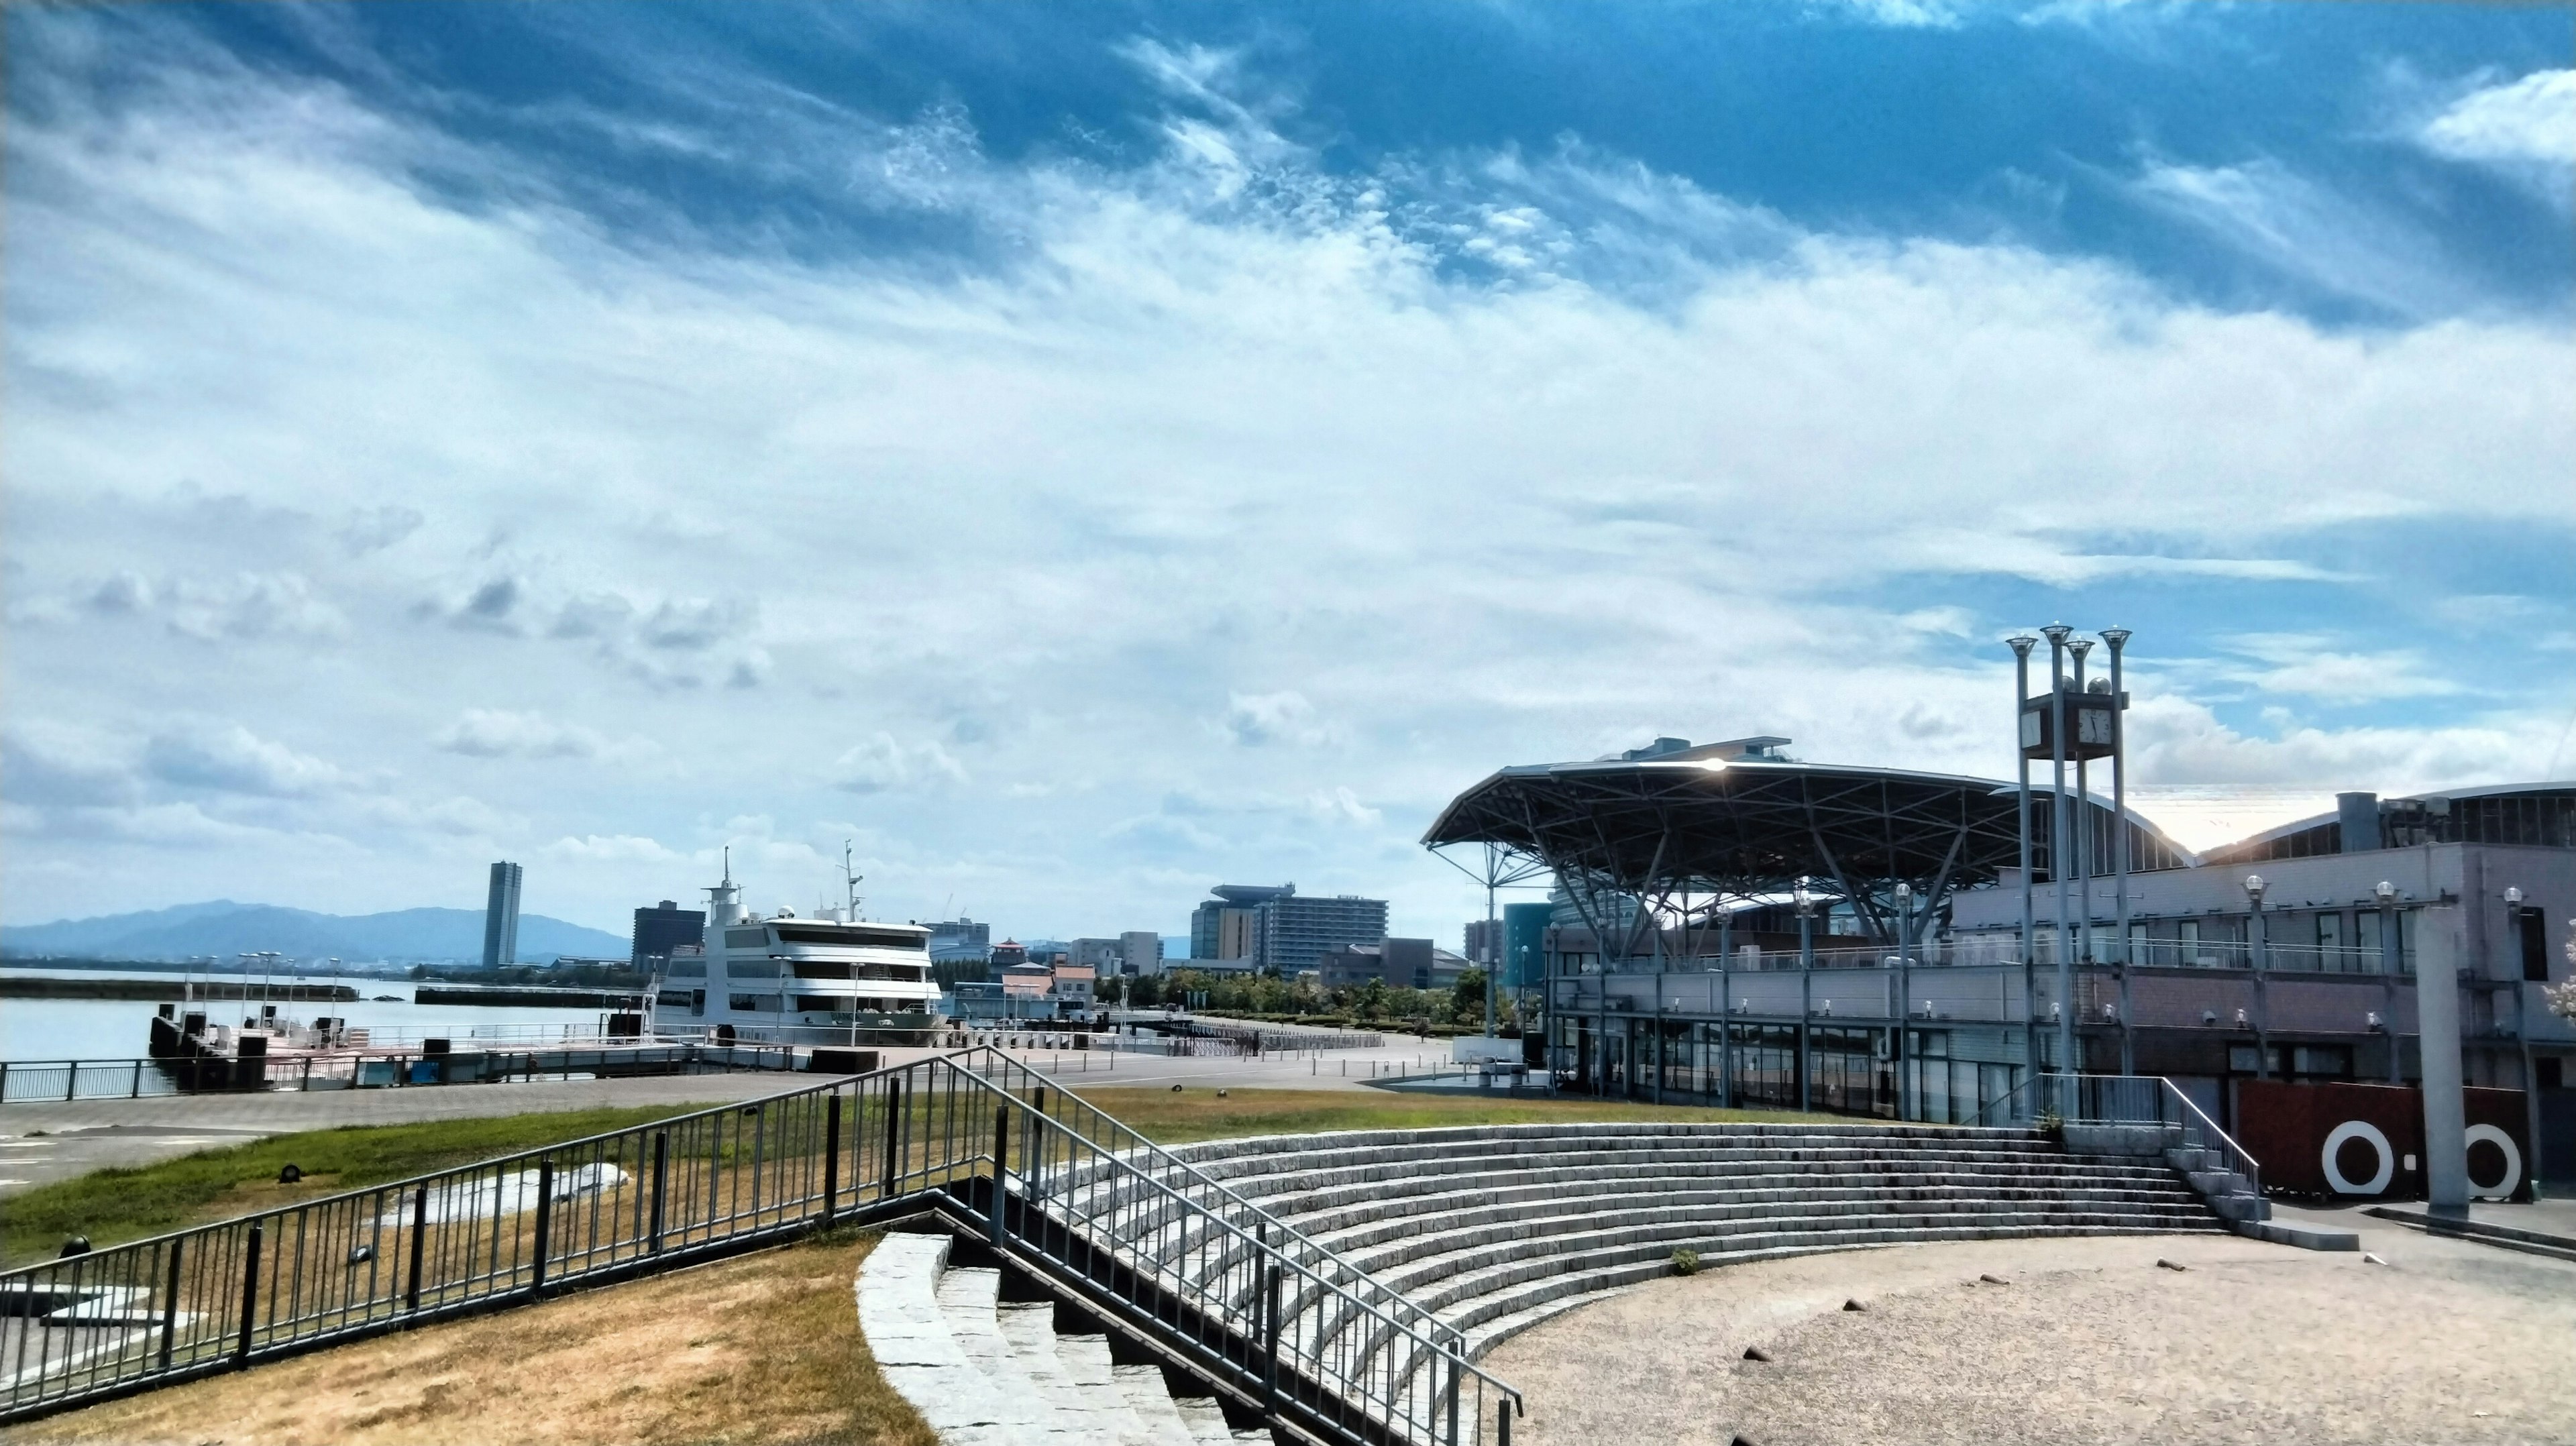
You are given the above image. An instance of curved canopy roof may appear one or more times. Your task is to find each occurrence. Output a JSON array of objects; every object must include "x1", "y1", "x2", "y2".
[{"x1": 1422, "y1": 757, "x2": 2194, "y2": 904}]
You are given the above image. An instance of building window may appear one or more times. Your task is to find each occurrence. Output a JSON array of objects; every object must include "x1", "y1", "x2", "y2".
[
  {"x1": 727, "y1": 994, "x2": 780, "y2": 1013},
  {"x1": 2520, "y1": 905, "x2": 2551, "y2": 982}
]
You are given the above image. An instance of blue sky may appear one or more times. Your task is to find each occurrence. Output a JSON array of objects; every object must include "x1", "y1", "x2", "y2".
[{"x1": 3, "y1": 1, "x2": 2571, "y2": 943}]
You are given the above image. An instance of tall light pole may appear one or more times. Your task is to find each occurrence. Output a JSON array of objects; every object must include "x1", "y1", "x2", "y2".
[
  {"x1": 2377, "y1": 880, "x2": 2402, "y2": 1083},
  {"x1": 1796, "y1": 877, "x2": 1815, "y2": 1114},
  {"x1": 1895, "y1": 879, "x2": 1914, "y2": 1121},
  {"x1": 2069, "y1": 636, "x2": 2096, "y2": 977},
  {"x1": 2245, "y1": 875, "x2": 2270, "y2": 1079},
  {"x1": 2008, "y1": 634, "x2": 2039, "y2": 1080},
  {"x1": 2041, "y1": 622, "x2": 2074, "y2": 1074},
  {"x1": 2102, "y1": 626, "x2": 2133, "y2": 1076}
]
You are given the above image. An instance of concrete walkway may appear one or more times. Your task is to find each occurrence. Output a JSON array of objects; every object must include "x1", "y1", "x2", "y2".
[{"x1": 1487, "y1": 1215, "x2": 2576, "y2": 1445}]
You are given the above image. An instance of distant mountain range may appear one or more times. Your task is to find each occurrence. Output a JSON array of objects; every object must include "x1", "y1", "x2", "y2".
[{"x1": 1, "y1": 900, "x2": 628, "y2": 964}]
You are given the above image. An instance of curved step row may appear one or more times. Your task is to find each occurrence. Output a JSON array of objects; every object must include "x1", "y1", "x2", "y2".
[
  {"x1": 859, "y1": 1230, "x2": 1271, "y2": 1446},
  {"x1": 1148, "y1": 1122, "x2": 2224, "y2": 1396}
]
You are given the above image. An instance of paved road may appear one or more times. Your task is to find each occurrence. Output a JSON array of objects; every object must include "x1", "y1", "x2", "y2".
[{"x1": 0, "y1": 1042, "x2": 1450, "y2": 1196}]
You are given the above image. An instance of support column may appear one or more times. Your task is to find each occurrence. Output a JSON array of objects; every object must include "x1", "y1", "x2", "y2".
[{"x1": 2417, "y1": 908, "x2": 2467, "y2": 1217}]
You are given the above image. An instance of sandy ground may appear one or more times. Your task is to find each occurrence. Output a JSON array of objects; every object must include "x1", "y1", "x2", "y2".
[
  {"x1": 2, "y1": 1231, "x2": 936, "y2": 1446},
  {"x1": 1484, "y1": 1217, "x2": 2576, "y2": 1446}
]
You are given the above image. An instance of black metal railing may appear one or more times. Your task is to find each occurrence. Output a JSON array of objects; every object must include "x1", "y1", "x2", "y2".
[{"x1": 0, "y1": 1048, "x2": 1518, "y2": 1444}]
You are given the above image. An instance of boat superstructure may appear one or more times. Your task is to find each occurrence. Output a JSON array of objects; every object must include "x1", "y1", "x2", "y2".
[{"x1": 652, "y1": 860, "x2": 936, "y2": 1042}]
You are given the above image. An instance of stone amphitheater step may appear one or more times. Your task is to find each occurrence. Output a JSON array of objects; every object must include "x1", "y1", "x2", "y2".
[
  {"x1": 857, "y1": 1228, "x2": 1266, "y2": 1446},
  {"x1": 1141, "y1": 1122, "x2": 2226, "y2": 1384}
]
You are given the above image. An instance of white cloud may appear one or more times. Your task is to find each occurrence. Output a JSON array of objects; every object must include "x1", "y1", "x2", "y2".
[
  {"x1": 143, "y1": 724, "x2": 354, "y2": 797},
  {"x1": 2416, "y1": 69, "x2": 2576, "y2": 167},
  {"x1": 433, "y1": 709, "x2": 637, "y2": 761},
  {"x1": 2, "y1": 13, "x2": 2569, "y2": 935},
  {"x1": 2214, "y1": 634, "x2": 2463, "y2": 704},
  {"x1": 543, "y1": 832, "x2": 682, "y2": 862},
  {"x1": 160, "y1": 572, "x2": 349, "y2": 642},
  {"x1": 834, "y1": 734, "x2": 969, "y2": 794},
  {"x1": 1221, "y1": 693, "x2": 1336, "y2": 748}
]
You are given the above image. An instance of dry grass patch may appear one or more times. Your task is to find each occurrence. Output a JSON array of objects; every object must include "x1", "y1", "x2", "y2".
[{"x1": 4, "y1": 1229, "x2": 936, "y2": 1446}]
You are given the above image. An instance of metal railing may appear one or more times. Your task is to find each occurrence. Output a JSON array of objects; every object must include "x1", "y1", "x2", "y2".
[
  {"x1": 0, "y1": 1048, "x2": 1516, "y2": 1443},
  {"x1": 1977, "y1": 1072, "x2": 2261, "y2": 1197},
  {"x1": 0, "y1": 1044, "x2": 800, "y2": 1104}
]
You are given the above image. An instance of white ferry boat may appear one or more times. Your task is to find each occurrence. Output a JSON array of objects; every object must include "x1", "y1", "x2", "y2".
[{"x1": 652, "y1": 865, "x2": 937, "y2": 1043}]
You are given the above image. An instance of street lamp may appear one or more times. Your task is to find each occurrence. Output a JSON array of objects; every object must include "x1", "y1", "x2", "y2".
[
  {"x1": 1794, "y1": 878, "x2": 1816, "y2": 1113},
  {"x1": 2008, "y1": 632, "x2": 2041, "y2": 1087},
  {"x1": 2244, "y1": 875, "x2": 2269, "y2": 1080}
]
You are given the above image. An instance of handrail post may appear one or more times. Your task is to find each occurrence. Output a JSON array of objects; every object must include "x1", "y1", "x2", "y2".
[
  {"x1": 648, "y1": 1131, "x2": 669, "y2": 1254},
  {"x1": 881, "y1": 1079, "x2": 904, "y2": 1198},
  {"x1": 235, "y1": 1220, "x2": 264, "y2": 1368},
  {"x1": 987, "y1": 1107, "x2": 1011, "y2": 1247},
  {"x1": 1446, "y1": 1356, "x2": 1462, "y2": 1446},
  {"x1": 158, "y1": 1238, "x2": 184, "y2": 1370},
  {"x1": 822, "y1": 1093, "x2": 843, "y2": 1226},
  {"x1": 406, "y1": 1186, "x2": 429, "y2": 1311},
  {"x1": 530, "y1": 1160, "x2": 554, "y2": 1296},
  {"x1": 1263, "y1": 1260, "x2": 1283, "y2": 1420}
]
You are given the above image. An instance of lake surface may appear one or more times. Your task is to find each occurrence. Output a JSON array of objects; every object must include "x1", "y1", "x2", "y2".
[{"x1": 0, "y1": 967, "x2": 615, "y2": 1062}]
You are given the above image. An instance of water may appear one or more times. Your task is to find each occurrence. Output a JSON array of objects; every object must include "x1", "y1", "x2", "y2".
[{"x1": 0, "y1": 967, "x2": 617, "y2": 1063}]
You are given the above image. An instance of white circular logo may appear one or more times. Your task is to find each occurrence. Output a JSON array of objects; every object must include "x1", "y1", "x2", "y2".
[
  {"x1": 2319, "y1": 1119, "x2": 2395, "y2": 1196},
  {"x1": 2464, "y1": 1123, "x2": 2522, "y2": 1201}
]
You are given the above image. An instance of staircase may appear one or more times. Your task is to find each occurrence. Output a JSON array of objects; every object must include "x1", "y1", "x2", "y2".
[
  {"x1": 868, "y1": 1115, "x2": 2231, "y2": 1443},
  {"x1": 861, "y1": 1230, "x2": 1273, "y2": 1445}
]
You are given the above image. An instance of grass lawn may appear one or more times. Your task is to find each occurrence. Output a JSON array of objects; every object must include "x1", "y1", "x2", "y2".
[
  {"x1": 1, "y1": 1105, "x2": 690, "y2": 1266},
  {"x1": 3, "y1": 1087, "x2": 1827, "y2": 1265},
  {"x1": 2, "y1": 1227, "x2": 936, "y2": 1446}
]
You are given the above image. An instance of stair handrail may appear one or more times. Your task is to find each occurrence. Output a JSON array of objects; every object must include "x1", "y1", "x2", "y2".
[
  {"x1": 2153, "y1": 1075, "x2": 2261, "y2": 1198},
  {"x1": 950, "y1": 1055, "x2": 1520, "y2": 1444},
  {"x1": 966, "y1": 1049, "x2": 1468, "y2": 1351}
]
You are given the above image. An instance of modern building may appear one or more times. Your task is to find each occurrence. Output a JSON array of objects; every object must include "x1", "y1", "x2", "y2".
[
  {"x1": 1120, "y1": 930, "x2": 1165, "y2": 976},
  {"x1": 992, "y1": 939, "x2": 1029, "y2": 970},
  {"x1": 1318, "y1": 938, "x2": 1472, "y2": 991},
  {"x1": 1191, "y1": 885, "x2": 1292, "y2": 962},
  {"x1": 1423, "y1": 730, "x2": 2574, "y2": 1186},
  {"x1": 927, "y1": 918, "x2": 994, "y2": 967},
  {"x1": 631, "y1": 899, "x2": 706, "y2": 970},
  {"x1": 1068, "y1": 938, "x2": 1126, "y2": 974},
  {"x1": 482, "y1": 861, "x2": 523, "y2": 970}
]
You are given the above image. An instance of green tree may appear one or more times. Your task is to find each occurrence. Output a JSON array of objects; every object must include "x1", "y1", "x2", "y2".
[{"x1": 1448, "y1": 967, "x2": 1488, "y2": 1025}]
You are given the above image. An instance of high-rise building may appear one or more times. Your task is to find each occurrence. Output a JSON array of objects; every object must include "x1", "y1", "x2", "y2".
[
  {"x1": 1256, "y1": 892, "x2": 1389, "y2": 975},
  {"x1": 1191, "y1": 883, "x2": 1293, "y2": 961},
  {"x1": 1119, "y1": 930, "x2": 1164, "y2": 976},
  {"x1": 630, "y1": 899, "x2": 706, "y2": 970},
  {"x1": 482, "y1": 861, "x2": 523, "y2": 969},
  {"x1": 1186, "y1": 883, "x2": 1389, "y2": 973}
]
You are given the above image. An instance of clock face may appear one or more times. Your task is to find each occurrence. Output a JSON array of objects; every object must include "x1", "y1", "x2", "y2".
[{"x1": 2078, "y1": 708, "x2": 2116, "y2": 746}]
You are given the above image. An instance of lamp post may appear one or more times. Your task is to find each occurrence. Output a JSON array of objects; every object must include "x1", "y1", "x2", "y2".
[
  {"x1": 2068, "y1": 636, "x2": 2096, "y2": 974},
  {"x1": 1796, "y1": 879, "x2": 1815, "y2": 1114},
  {"x1": 2377, "y1": 881, "x2": 2402, "y2": 1083},
  {"x1": 2008, "y1": 634, "x2": 2040, "y2": 1079},
  {"x1": 2245, "y1": 875, "x2": 2270, "y2": 1080},
  {"x1": 1895, "y1": 881, "x2": 1914, "y2": 1121},
  {"x1": 2041, "y1": 623, "x2": 2074, "y2": 1074},
  {"x1": 2102, "y1": 626, "x2": 2133, "y2": 1075}
]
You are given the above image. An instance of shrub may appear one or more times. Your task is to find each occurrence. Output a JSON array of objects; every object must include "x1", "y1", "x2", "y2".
[{"x1": 1670, "y1": 1247, "x2": 1701, "y2": 1276}]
